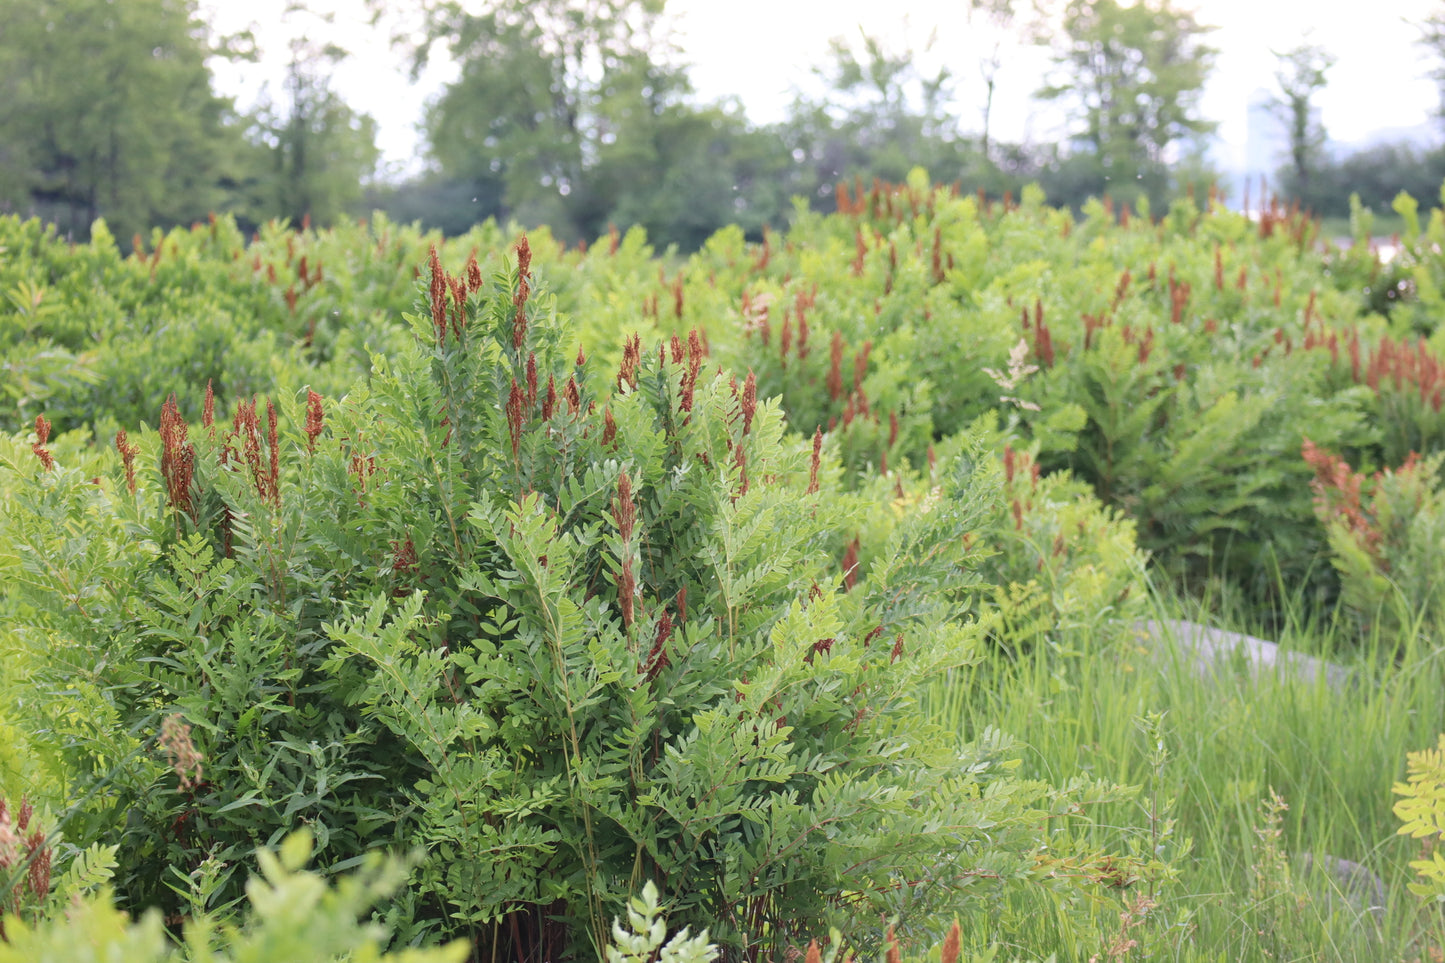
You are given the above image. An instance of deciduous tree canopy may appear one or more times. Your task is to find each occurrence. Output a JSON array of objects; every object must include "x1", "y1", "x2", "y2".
[
  {"x1": 0, "y1": 0, "x2": 244, "y2": 241},
  {"x1": 1036, "y1": 0, "x2": 1217, "y2": 207}
]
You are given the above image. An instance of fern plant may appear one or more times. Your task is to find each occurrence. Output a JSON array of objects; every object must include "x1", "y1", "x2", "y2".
[
  {"x1": 1, "y1": 242, "x2": 1129, "y2": 961},
  {"x1": 0, "y1": 830, "x2": 467, "y2": 963},
  {"x1": 1394, "y1": 734, "x2": 1445, "y2": 901}
]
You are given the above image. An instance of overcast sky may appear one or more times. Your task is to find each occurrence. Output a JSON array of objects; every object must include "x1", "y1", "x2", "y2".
[{"x1": 202, "y1": 0, "x2": 1444, "y2": 180}]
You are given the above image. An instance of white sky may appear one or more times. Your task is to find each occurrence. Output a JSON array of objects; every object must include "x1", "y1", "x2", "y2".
[{"x1": 201, "y1": 0, "x2": 1443, "y2": 180}]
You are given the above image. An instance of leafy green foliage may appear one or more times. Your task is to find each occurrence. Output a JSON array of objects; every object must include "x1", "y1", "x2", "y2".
[
  {"x1": 1, "y1": 243, "x2": 1127, "y2": 960},
  {"x1": 1034, "y1": 0, "x2": 1218, "y2": 207},
  {"x1": 16, "y1": 166, "x2": 1445, "y2": 961},
  {"x1": 1303, "y1": 443, "x2": 1445, "y2": 636},
  {"x1": 1394, "y1": 734, "x2": 1445, "y2": 900},
  {"x1": 603, "y1": 881, "x2": 717, "y2": 963},
  {"x1": 0, "y1": 791, "x2": 118, "y2": 940},
  {"x1": 0, "y1": 0, "x2": 248, "y2": 242},
  {"x1": 0, "y1": 830, "x2": 467, "y2": 963}
]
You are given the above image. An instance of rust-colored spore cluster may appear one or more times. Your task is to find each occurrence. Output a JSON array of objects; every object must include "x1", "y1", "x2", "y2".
[
  {"x1": 613, "y1": 471, "x2": 637, "y2": 631},
  {"x1": 30, "y1": 414, "x2": 53, "y2": 472},
  {"x1": 115, "y1": 429, "x2": 139, "y2": 494},
  {"x1": 304, "y1": 389, "x2": 325, "y2": 452},
  {"x1": 1301, "y1": 439, "x2": 1403, "y2": 563},
  {"x1": 225, "y1": 396, "x2": 282, "y2": 510},
  {"x1": 0, "y1": 793, "x2": 53, "y2": 937},
  {"x1": 160, "y1": 394, "x2": 196, "y2": 517},
  {"x1": 514, "y1": 234, "x2": 532, "y2": 350},
  {"x1": 159, "y1": 713, "x2": 204, "y2": 791}
]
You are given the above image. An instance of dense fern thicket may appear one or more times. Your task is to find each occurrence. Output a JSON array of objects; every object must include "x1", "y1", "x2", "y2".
[
  {"x1": 7, "y1": 180, "x2": 1443, "y2": 610},
  {"x1": 4, "y1": 177, "x2": 1445, "y2": 959}
]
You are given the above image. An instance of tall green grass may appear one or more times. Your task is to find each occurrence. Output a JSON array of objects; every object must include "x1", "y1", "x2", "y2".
[{"x1": 928, "y1": 578, "x2": 1445, "y2": 962}]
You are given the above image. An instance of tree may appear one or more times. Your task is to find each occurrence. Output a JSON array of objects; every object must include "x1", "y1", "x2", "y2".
[
  {"x1": 1270, "y1": 41, "x2": 1335, "y2": 201},
  {"x1": 238, "y1": 28, "x2": 381, "y2": 229},
  {"x1": 783, "y1": 29, "x2": 972, "y2": 204},
  {"x1": 1417, "y1": 4, "x2": 1445, "y2": 129},
  {"x1": 584, "y1": 96, "x2": 795, "y2": 249},
  {"x1": 411, "y1": 0, "x2": 679, "y2": 237},
  {"x1": 381, "y1": 0, "x2": 798, "y2": 247},
  {"x1": 968, "y1": 0, "x2": 1024, "y2": 164},
  {"x1": 0, "y1": 0, "x2": 247, "y2": 242},
  {"x1": 1036, "y1": 0, "x2": 1217, "y2": 206}
]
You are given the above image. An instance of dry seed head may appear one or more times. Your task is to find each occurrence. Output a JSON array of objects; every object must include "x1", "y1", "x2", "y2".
[
  {"x1": 31, "y1": 414, "x2": 54, "y2": 471},
  {"x1": 466, "y1": 250, "x2": 482, "y2": 293},
  {"x1": 564, "y1": 375, "x2": 581, "y2": 415},
  {"x1": 602, "y1": 407, "x2": 618, "y2": 447},
  {"x1": 942, "y1": 921, "x2": 961, "y2": 963},
  {"x1": 506, "y1": 378, "x2": 526, "y2": 460},
  {"x1": 0, "y1": 803, "x2": 16, "y2": 872},
  {"x1": 115, "y1": 429, "x2": 138, "y2": 493},
  {"x1": 159, "y1": 714, "x2": 204, "y2": 791},
  {"x1": 614, "y1": 472, "x2": 637, "y2": 630},
  {"x1": 305, "y1": 389, "x2": 324, "y2": 452},
  {"x1": 613, "y1": 471, "x2": 636, "y2": 543},
  {"x1": 428, "y1": 245, "x2": 447, "y2": 342},
  {"x1": 828, "y1": 331, "x2": 844, "y2": 401},
  {"x1": 449, "y1": 276, "x2": 469, "y2": 337},
  {"x1": 741, "y1": 371, "x2": 758, "y2": 435},
  {"x1": 853, "y1": 340, "x2": 871, "y2": 394},
  {"x1": 680, "y1": 329, "x2": 703, "y2": 413},
  {"x1": 617, "y1": 334, "x2": 641, "y2": 391},
  {"x1": 516, "y1": 233, "x2": 532, "y2": 280},
  {"x1": 265, "y1": 400, "x2": 280, "y2": 508},
  {"x1": 26, "y1": 830, "x2": 50, "y2": 900},
  {"x1": 159, "y1": 395, "x2": 195, "y2": 516},
  {"x1": 643, "y1": 608, "x2": 672, "y2": 681},
  {"x1": 807, "y1": 427, "x2": 822, "y2": 494}
]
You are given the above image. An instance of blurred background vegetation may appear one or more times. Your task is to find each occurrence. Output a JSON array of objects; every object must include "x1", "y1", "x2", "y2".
[{"x1": 4, "y1": 0, "x2": 1445, "y2": 250}]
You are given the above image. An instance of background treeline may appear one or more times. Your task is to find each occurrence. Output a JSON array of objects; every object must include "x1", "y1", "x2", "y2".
[{"x1": 4, "y1": 0, "x2": 1445, "y2": 249}]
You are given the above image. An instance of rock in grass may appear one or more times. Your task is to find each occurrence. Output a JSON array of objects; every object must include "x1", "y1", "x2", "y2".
[
  {"x1": 1296, "y1": 852, "x2": 1387, "y2": 925},
  {"x1": 1130, "y1": 620, "x2": 1351, "y2": 692}
]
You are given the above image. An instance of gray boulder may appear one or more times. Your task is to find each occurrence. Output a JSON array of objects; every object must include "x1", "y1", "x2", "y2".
[
  {"x1": 1130, "y1": 620, "x2": 1351, "y2": 691},
  {"x1": 1296, "y1": 852, "x2": 1387, "y2": 925}
]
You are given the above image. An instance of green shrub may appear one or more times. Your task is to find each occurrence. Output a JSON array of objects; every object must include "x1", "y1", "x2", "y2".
[
  {"x1": 2, "y1": 244, "x2": 1126, "y2": 960},
  {"x1": 0, "y1": 791, "x2": 118, "y2": 941},
  {"x1": 1394, "y1": 734, "x2": 1445, "y2": 901},
  {"x1": 1302, "y1": 441, "x2": 1445, "y2": 636},
  {"x1": 0, "y1": 830, "x2": 467, "y2": 963}
]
